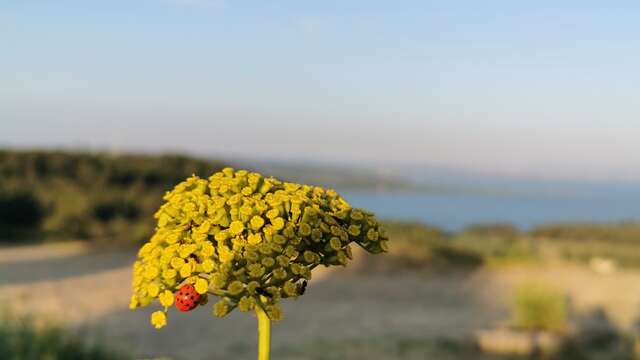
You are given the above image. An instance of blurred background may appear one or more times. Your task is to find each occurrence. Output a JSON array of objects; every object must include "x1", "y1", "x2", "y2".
[{"x1": 2, "y1": 1, "x2": 640, "y2": 359}]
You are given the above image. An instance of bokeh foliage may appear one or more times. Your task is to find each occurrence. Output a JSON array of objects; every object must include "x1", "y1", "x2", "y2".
[
  {"x1": 3, "y1": 149, "x2": 640, "y2": 271},
  {"x1": 511, "y1": 282, "x2": 568, "y2": 332},
  {"x1": 0, "y1": 149, "x2": 225, "y2": 245},
  {"x1": 0, "y1": 311, "x2": 127, "y2": 360}
]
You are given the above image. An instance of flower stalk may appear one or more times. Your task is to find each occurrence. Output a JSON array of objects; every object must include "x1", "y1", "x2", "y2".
[{"x1": 256, "y1": 297, "x2": 271, "y2": 360}]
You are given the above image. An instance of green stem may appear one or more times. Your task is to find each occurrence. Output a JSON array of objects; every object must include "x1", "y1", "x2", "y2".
[{"x1": 256, "y1": 298, "x2": 271, "y2": 360}]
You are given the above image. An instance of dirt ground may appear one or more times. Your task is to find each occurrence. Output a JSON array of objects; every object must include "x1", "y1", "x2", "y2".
[{"x1": 1, "y1": 242, "x2": 638, "y2": 359}]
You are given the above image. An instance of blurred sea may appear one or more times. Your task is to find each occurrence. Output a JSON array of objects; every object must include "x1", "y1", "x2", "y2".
[{"x1": 342, "y1": 182, "x2": 640, "y2": 232}]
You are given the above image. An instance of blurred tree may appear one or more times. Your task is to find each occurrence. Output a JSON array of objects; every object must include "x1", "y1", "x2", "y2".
[{"x1": 0, "y1": 149, "x2": 226, "y2": 245}]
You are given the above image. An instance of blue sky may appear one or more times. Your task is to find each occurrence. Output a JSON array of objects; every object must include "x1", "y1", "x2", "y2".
[{"x1": 2, "y1": 1, "x2": 640, "y2": 181}]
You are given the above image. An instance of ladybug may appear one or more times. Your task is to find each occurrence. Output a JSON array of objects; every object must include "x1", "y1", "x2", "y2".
[{"x1": 175, "y1": 284, "x2": 201, "y2": 312}]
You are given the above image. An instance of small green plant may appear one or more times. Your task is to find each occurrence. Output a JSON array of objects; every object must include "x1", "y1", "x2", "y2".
[
  {"x1": 130, "y1": 168, "x2": 387, "y2": 359},
  {"x1": 511, "y1": 282, "x2": 567, "y2": 332}
]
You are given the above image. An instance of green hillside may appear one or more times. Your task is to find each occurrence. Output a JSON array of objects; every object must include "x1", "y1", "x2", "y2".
[{"x1": 0, "y1": 149, "x2": 226, "y2": 246}]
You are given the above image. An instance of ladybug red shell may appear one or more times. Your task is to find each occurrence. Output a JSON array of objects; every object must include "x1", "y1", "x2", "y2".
[{"x1": 175, "y1": 284, "x2": 201, "y2": 312}]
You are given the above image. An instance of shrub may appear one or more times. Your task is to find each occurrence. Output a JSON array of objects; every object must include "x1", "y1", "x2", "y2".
[
  {"x1": 0, "y1": 149, "x2": 226, "y2": 245},
  {"x1": 0, "y1": 311, "x2": 127, "y2": 360},
  {"x1": 378, "y1": 222, "x2": 482, "y2": 269},
  {"x1": 531, "y1": 222, "x2": 640, "y2": 268},
  {"x1": 463, "y1": 223, "x2": 519, "y2": 239},
  {"x1": 531, "y1": 222, "x2": 640, "y2": 244},
  {"x1": 0, "y1": 190, "x2": 44, "y2": 228},
  {"x1": 0, "y1": 190, "x2": 44, "y2": 241},
  {"x1": 93, "y1": 200, "x2": 141, "y2": 222},
  {"x1": 512, "y1": 282, "x2": 567, "y2": 332}
]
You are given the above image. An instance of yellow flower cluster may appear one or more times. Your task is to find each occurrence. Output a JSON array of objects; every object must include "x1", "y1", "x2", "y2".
[{"x1": 130, "y1": 168, "x2": 387, "y2": 328}]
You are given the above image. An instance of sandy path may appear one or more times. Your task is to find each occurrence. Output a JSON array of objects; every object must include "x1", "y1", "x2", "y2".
[
  {"x1": 0, "y1": 243, "x2": 502, "y2": 359},
  {"x1": 1, "y1": 242, "x2": 639, "y2": 359},
  {"x1": 94, "y1": 272, "x2": 500, "y2": 359},
  {"x1": 0, "y1": 241, "x2": 90, "y2": 264}
]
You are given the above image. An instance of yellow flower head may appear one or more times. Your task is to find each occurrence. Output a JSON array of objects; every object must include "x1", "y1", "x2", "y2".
[
  {"x1": 229, "y1": 221, "x2": 245, "y2": 235},
  {"x1": 147, "y1": 283, "x2": 160, "y2": 297},
  {"x1": 130, "y1": 168, "x2": 387, "y2": 329},
  {"x1": 250, "y1": 216, "x2": 265, "y2": 230},
  {"x1": 129, "y1": 295, "x2": 139, "y2": 310},
  {"x1": 271, "y1": 217, "x2": 285, "y2": 231},
  {"x1": 151, "y1": 311, "x2": 167, "y2": 329},
  {"x1": 201, "y1": 259, "x2": 215, "y2": 272},
  {"x1": 158, "y1": 290, "x2": 174, "y2": 308},
  {"x1": 195, "y1": 278, "x2": 209, "y2": 294},
  {"x1": 247, "y1": 233, "x2": 262, "y2": 245}
]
